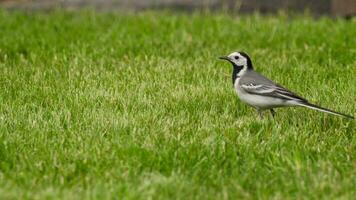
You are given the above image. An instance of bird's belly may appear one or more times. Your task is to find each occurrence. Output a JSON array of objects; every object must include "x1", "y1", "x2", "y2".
[
  {"x1": 237, "y1": 92, "x2": 286, "y2": 109},
  {"x1": 234, "y1": 82, "x2": 288, "y2": 109}
]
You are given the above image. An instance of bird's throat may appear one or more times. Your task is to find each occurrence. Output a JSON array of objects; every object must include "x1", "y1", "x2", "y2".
[{"x1": 232, "y1": 65, "x2": 243, "y2": 85}]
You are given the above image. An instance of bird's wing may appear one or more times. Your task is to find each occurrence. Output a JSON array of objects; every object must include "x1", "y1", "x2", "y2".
[{"x1": 240, "y1": 82, "x2": 307, "y2": 102}]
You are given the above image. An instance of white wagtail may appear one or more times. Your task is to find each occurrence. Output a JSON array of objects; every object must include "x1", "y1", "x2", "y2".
[{"x1": 219, "y1": 51, "x2": 354, "y2": 119}]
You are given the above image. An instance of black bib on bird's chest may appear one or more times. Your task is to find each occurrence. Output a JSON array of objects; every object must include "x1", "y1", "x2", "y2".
[
  {"x1": 231, "y1": 52, "x2": 254, "y2": 85},
  {"x1": 232, "y1": 64, "x2": 243, "y2": 85}
]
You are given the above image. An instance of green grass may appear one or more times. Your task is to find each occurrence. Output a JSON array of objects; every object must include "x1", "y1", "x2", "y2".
[{"x1": 0, "y1": 10, "x2": 355, "y2": 199}]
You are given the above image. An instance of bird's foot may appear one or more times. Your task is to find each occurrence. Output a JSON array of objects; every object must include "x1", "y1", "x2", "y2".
[
  {"x1": 270, "y1": 109, "x2": 276, "y2": 118},
  {"x1": 257, "y1": 109, "x2": 263, "y2": 119}
]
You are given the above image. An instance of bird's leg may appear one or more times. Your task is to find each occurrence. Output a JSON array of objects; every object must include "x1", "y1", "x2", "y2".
[
  {"x1": 257, "y1": 109, "x2": 263, "y2": 119},
  {"x1": 270, "y1": 109, "x2": 276, "y2": 118}
]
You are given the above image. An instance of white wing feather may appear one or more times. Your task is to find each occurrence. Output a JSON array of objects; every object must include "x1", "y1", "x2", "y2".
[{"x1": 240, "y1": 83, "x2": 307, "y2": 102}]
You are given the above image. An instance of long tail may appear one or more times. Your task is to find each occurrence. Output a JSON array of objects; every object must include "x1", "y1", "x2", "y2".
[{"x1": 297, "y1": 102, "x2": 354, "y2": 119}]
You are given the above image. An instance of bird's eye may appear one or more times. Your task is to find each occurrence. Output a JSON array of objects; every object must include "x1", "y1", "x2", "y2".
[{"x1": 234, "y1": 56, "x2": 239, "y2": 59}]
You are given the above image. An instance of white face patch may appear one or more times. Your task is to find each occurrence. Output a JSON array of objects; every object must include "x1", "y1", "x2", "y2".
[
  {"x1": 227, "y1": 52, "x2": 249, "y2": 78},
  {"x1": 227, "y1": 52, "x2": 248, "y2": 67}
]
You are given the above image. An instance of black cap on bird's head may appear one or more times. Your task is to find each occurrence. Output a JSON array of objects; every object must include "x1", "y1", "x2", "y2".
[{"x1": 219, "y1": 51, "x2": 253, "y2": 70}]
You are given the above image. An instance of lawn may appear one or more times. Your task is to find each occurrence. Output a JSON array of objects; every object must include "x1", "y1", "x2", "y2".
[{"x1": 0, "y1": 10, "x2": 355, "y2": 199}]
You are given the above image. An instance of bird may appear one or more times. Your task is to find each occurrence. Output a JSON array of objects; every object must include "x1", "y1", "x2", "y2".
[{"x1": 219, "y1": 51, "x2": 354, "y2": 119}]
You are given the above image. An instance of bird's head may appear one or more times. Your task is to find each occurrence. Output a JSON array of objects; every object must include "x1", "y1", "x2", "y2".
[{"x1": 219, "y1": 51, "x2": 253, "y2": 70}]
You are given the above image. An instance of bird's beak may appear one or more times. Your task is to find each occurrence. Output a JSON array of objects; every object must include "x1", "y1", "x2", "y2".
[{"x1": 219, "y1": 56, "x2": 230, "y2": 61}]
